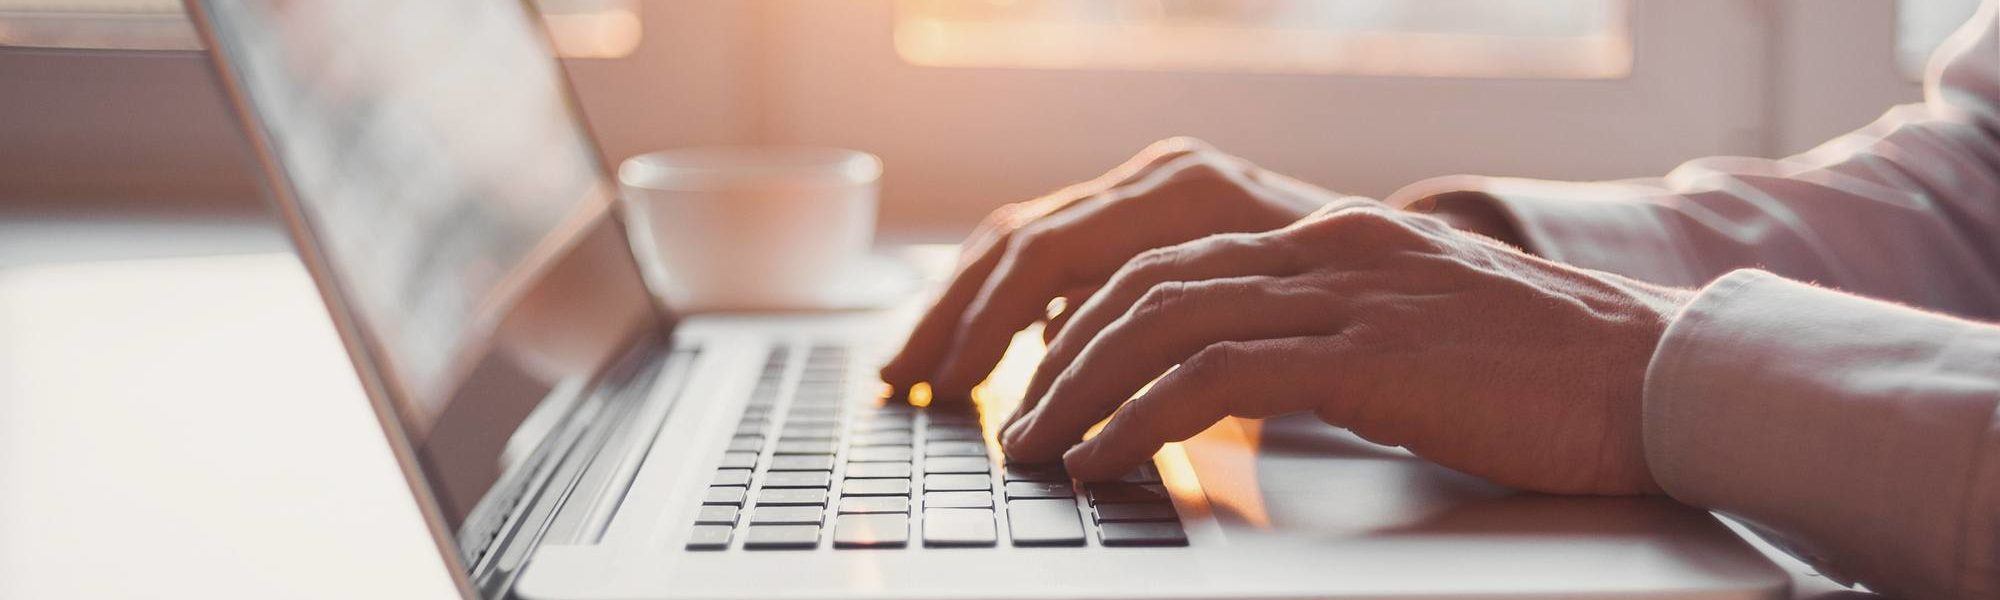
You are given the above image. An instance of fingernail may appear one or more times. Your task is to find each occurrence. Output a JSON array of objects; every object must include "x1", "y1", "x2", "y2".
[
  {"x1": 1062, "y1": 442, "x2": 1098, "y2": 478},
  {"x1": 998, "y1": 404, "x2": 1029, "y2": 432},
  {"x1": 1000, "y1": 417, "x2": 1029, "y2": 450}
]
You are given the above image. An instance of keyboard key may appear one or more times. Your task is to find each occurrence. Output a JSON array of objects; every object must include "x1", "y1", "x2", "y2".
[
  {"x1": 833, "y1": 514, "x2": 910, "y2": 549},
  {"x1": 922, "y1": 508, "x2": 996, "y2": 547},
  {"x1": 718, "y1": 452, "x2": 758, "y2": 470},
  {"x1": 1006, "y1": 499, "x2": 1086, "y2": 547},
  {"x1": 1094, "y1": 503, "x2": 1177, "y2": 523},
  {"x1": 769, "y1": 455, "x2": 836, "y2": 472},
  {"x1": 1003, "y1": 463, "x2": 1068, "y2": 482},
  {"x1": 925, "y1": 428, "x2": 983, "y2": 442},
  {"x1": 775, "y1": 440, "x2": 839, "y2": 455},
  {"x1": 923, "y1": 491, "x2": 993, "y2": 509},
  {"x1": 842, "y1": 478, "x2": 912, "y2": 496},
  {"x1": 1118, "y1": 464, "x2": 1163, "y2": 484},
  {"x1": 726, "y1": 436, "x2": 765, "y2": 452},
  {"x1": 779, "y1": 425, "x2": 840, "y2": 440},
  {"x1": 788, "y1": 406, "x2": 842, "y2": 418},
  {"x1": 712, "y1": 469, "x2": 752, "y2": 487},
  {"x1": 763, "y1": 471, "x2": 833, "y2": 488},
  {"x1": 1086, "y1": 483, "x2": 1170, "y2": 505},
  {"x1": 703, "y1": 486, "x2": 747, "y2": 506},
  {"x1": 924, "y1": 418, "x2": 980, "y2": 432},
  {"x1": 850, "y1": 447, "x2": 913, "y2": 462},
  {"x1": 744, "y1": 525, "x2": 820, "y2": 549},
  {"x1": 686, "y1": 525, "x2": 732, "y2": 550},
  {"x1": 857, "y1": 418, "x2": 914, "y2": 432},
  {"x1": 750, "y1": 506, "x2": 826, "y2": 525},
  {"x1": 1005, "y1": 481, "x2": 1075, "y2": 499},
  {"x1": 854, "y1": 432, "x2": 914, "y2": 446},
  {"x1": 1099, "y1": 521, "x2": 1187, "y2": 547},
  {"x1": 785, "y1": 415, "x2": 842, "y2": 427},
  {"x1": 844, "y1": 462, "x2": 912, "y2": 478},
  {"x1": 797, "y1": 386, "x2": 843, "y2": 400},
  {"x1": 924, "y1": 474, "x2": 991, "y2": 492},
  {"x1": 865, "y1": 402, "x2": 916, "y2": 414},
  {"x1": 734, "y1": 422, "x2": 768, "y2": 436},
  {"x1": 695, "y1": 505, "x2": 738, "y2": 525},
  {"x1": 927, "y1": 412, "x2": 979, "y2": 425},
  {"x1": 840, "y1": 496, "x2": 910, "y2": 514},
  {"x1": 925, "y1": 442, "x2": 988, "y2": 457},
  {"x1": 755, "y1": 488, "x2": 829, "y2": 506},
  {"x1": 923, "y1": 456, "x2": 990, "y2": 474}
]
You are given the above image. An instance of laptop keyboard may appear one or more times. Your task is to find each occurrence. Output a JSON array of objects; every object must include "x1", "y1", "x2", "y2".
[{"x1": 686, "y1": 344, "x2": 1187, "y2": 551}]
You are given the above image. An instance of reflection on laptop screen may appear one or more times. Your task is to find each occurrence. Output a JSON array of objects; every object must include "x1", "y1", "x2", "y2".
[
  {"x1": 197, "y1": 0, "x2": 665, "y2": 531},
  {"x1": 203, "y1": 0, "x2": 607, "y2": 430}
]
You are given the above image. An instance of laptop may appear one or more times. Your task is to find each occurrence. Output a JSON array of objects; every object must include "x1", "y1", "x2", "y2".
[{"x1": 186, "y1": 1, "x2": 1788, "y2": 598}]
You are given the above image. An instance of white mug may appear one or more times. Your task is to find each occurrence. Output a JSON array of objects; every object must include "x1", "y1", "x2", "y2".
[{"x1": 618, "y1": 146, "x2": 881, "y2": 312}]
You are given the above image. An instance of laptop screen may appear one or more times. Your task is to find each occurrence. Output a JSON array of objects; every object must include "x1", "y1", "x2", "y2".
[{"x1": 194, "y1": 0, "x2": 668, "y2": 533}]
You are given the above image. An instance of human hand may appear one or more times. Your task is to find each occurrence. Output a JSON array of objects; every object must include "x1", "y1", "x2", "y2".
[
  {"x1": 879, "y1": 137, "x2": 1345, "y2": 399},
  {"x1": 999, "y1": 203, "x2": 1694, "y2": 495}
]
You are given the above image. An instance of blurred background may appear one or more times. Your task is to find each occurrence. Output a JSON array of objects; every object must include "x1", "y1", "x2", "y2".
[
  {"x1": 3, "y1": 3, "x2": 1977, "y2": 597},
  {"x1": 0, "y1": 0, "x2": 1985, "y2": 232}
]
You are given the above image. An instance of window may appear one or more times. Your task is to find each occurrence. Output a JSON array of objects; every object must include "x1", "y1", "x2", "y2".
[
  {"x1": 0, "y1": 0, "x2": 198, "y2": 50},
  {"x1": 1897, "y1": 0, "x2": 1983, "y2": 78},
  {"x1": 0, "y1": 0, "x2": 642, "y2": 58},
  {"x1": 894, "y1": 0, "x2": 1631, "y2": 79}
]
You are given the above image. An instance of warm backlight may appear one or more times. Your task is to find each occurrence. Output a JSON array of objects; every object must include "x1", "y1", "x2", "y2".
[{"x1": 895, "y1": 0, "x2": 1632, "y2": 79}]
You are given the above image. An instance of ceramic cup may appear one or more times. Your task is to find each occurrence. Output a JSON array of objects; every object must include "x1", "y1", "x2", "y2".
[{"x1": 618, "y1": 146, "x2": 881, "y2": 311}]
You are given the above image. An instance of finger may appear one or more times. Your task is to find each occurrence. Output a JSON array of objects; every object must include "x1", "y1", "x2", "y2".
[
  {"x1": 1016, "y1": 206, "x2": 1410, "y2": 410},
  {"x1": 1020, "y1": 232, "x2": 1298, "y2": 407},
  {"x1": 1041, "y1": 284, "x2": 1100, "y2": 345},
  {"x1": 927, "y1": 203, "x2": 1105, "y2": 398},
  {"x1": 879, "y1": 226, "x2": 1009, "y2": 386},
  {"x1": 881, "y1": 139, "x2": 1222, "y2": 387},
  {"x1": 1001, "y1": 273, "x2": 1354, "y2": 463},
  {"x1": 1004, "y1": 232, "x2": 1298, "y2": 432},
  {"x1": 928, "y1": 154, "x2": 1249, "y2": 397},
  {"x1": 1062, "y1": 335, "x2": 1360, "y2": 481}
]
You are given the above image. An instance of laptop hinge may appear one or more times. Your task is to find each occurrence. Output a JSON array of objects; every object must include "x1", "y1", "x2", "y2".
[{"x1": 460, "y1": 338, "x2": 694, "y2": 598}]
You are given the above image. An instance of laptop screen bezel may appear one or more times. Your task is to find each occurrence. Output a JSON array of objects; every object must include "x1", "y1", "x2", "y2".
[{"x1": 183, "y1": 0, "x2": 674, "y2": 592}]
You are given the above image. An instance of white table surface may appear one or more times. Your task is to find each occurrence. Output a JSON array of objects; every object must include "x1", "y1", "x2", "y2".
[{"x1": 0, "y1": 218, "x2": 1870, "y2": 599}]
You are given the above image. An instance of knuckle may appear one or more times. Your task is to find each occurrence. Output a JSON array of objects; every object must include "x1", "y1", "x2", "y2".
[
  {"x1": 1163, "y1": 156, "x2": 1233, "y2": 185},
  {"x1": 1323, "y1": 208, "x2": 1399, "y2": 232},
  {"x1": 1131, "y1": 281, "x2": 1187, "y2": 322},
  {"x1": 977, "y1": 201, "x2": 1033, "y2": 235},
  {"x1": 1116, "y1": 242, "x2": 1191, "y2": 287},
  {"x1": 1129, "y1": 244, "x2": 1183, "y2": 273},
  {"x1": 1003, "y1": 223, "x2": 1053, "y2": 261},
  {"x1": 1299, "y1": 207, "x2": 1426, "y2": 246},
  {"x1": 1144, "y1": 136, "x2": 1215, "y2": 161},
  {"x1": 1187, "y1": 341, "x2": 1246, "y2": 372}
]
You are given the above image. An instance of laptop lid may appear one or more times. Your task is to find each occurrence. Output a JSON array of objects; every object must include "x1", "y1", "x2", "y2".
[{"x1": 185, "y1": 0, "x2": 670, "y2": 585}]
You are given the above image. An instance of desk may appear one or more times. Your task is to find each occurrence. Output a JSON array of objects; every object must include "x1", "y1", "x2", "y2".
[{"x1": 0, "y1": 217, "x2": 1866, "y2": 599}]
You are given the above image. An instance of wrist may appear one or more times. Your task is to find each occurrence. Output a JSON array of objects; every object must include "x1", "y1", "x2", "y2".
[{"x1": 1623, "y1": 282, "x2": 1697, "y2": 494}]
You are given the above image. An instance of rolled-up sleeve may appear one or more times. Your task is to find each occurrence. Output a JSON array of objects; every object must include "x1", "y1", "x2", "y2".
[
  {"x1": 1389, "y1": 0, "x2": 2000, "y2": 322},
  {"x1": 1646, "y1": 269, "x2": 2000, "y2": 597}
]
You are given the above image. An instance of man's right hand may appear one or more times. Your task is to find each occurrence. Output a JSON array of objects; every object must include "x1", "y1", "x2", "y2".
[{"x1": 879, "y1": 137, "x2": 1344, "y2": 403}]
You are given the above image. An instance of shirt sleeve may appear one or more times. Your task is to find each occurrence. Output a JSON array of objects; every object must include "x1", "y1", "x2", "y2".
[
  {"x1": 1388, "y1": 0, "x2": 2000, "y2": 322},
  {"x1": 1645, "y1": 269, "x2": 2000, "y2": 598}
]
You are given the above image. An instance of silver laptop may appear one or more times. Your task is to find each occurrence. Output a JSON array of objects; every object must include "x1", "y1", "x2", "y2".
[{"x1": 187, "y1": 1, "x2": 1788, "y2": 598}]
